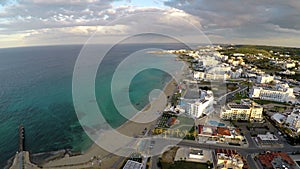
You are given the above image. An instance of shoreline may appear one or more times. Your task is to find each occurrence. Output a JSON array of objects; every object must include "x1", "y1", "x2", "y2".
[
  {"x1": 8, "y1": 55, "x2": 189, "y2": 169},
  {"x1": 39, "y1": 78, "x2": 178, "y2": 168}
]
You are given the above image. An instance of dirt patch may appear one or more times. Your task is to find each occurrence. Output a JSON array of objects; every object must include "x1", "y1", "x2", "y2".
[{"x1": 161, "y1": 146, "x2": 180, "y2": 163}]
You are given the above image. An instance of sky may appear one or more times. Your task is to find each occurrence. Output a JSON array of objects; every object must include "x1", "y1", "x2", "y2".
[{"x1": 0, "y1": 0, "x2": 300, "y2": 48}]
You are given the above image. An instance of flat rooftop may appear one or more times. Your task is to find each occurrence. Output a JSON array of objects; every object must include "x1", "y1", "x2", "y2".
[
  {"x1": 123, "y1": 160, "x2": 143, "y2": 169},
  {"x1": 228, "y1": 104, "x2": 250, "y2": 109},
  {"x1": 190, "y1": 149, "x2": 203, "y2": 155}
]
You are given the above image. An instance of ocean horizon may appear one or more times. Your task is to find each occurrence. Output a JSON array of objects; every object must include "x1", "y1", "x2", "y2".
[{"x1": 0, "y1": 43, "x2": 189, "y2": 167}]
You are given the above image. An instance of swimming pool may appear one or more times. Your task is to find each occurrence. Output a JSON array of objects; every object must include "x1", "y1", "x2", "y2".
[{"x1": 207, "y1": 120, "x2": 226, "y2": 127}]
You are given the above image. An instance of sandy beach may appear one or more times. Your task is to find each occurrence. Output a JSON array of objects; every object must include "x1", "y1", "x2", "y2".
[{"x1": 40, "y1": 78, "x2": 177, "y2": 169}]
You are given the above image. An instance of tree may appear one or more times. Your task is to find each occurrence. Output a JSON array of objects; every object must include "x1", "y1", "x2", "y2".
[{"x1": 207, "y1": 160, "x2": 211, "y2": 166}]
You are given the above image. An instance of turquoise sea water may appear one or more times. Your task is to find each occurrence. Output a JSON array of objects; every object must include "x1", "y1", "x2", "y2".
[
  {"x1": 207, "y1": 120, "x2": 225, "y2": 127},
  {"x1": 0, "y1": 43, "x2": 188, "y2": 167}
]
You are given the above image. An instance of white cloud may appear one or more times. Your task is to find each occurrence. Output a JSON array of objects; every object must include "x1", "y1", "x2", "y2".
[{"x1": 1, "y1": 0, "x2": 300, "y2": 47}]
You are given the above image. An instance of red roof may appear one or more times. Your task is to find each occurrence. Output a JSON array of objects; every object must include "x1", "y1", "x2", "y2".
[
  {"x1": 167, "y1": 117, "x2": 177, "y2": 126},
  {"x1": 215, "y1": 149, "x2": 238, "y2": 156},
  {"x1": 258, "y1": 152, "x2": 295, "y2": 169},
  {"x1": 217, "y1": 127, "x2": 231, "y2": 136}
]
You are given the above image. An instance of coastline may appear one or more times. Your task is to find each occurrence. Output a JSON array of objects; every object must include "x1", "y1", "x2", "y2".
[{"x1": 39, "y1": 78, "x2": 177, "y2": 168}]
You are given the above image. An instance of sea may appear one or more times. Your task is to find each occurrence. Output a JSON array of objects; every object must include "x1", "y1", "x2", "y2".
[{"x1": 0, "y1": 43, "x2": 190, "y2": 167}]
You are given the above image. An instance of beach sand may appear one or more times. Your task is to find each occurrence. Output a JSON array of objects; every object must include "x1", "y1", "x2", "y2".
[{"x1": 41, "y1": 79, "x2": 177, "y2": 168}]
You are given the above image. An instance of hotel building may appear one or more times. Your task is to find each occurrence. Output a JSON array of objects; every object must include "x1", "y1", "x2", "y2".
[
  {"x1": 286, "y1": 108, "x2": 300, "y2": 133},
  {"x1": 250, "y1": 83, "x2": 296, "y2": 104},
  {"x1": 256, "y1": 74, "x2": 274, "y2": 84},
  {"x1": 181, "y1": 90, "x2": 214, "y2": 118},
  {"x1": 220, "y1": 100, "x2": 263, "y2": 121}
]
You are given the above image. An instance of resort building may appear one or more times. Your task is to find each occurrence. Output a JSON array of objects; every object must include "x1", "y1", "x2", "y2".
[
  {"x1": 215, "y1": 149, "x2": 244, "y2": 169},
  {"x1": 220, "y1": 104, "x2": 251, "y2": 121},
  {"x1": 286, "y1": 108, "x2": 300, "y2": 133},
  {"x1": 256, "y1": 74, "x2": 274, "y2": 84},
  {"x1": 257, "y1": 152, "x2": 295, "y2": 169},
  {"x1": 271, "y1": 113, "x2": 286, "y2": 125},
  {"x1": 181, "y1": 90, "x2": 214, "y2": 118},
  {"x1": 193, "y1": 70, "x2": 230, "y2": 81},
  {"x1": 230, "y1": 68, "x2": 243, "y2": 79},
  {"x1": 220, "y1": 100, "x2": 263, "y2": 121},
  {"x1": 250, "y1": 83, "x2": 296, "y2": 104},
  {"x1": 205, "y1": 65, "x2": 231, "y2": 81}
]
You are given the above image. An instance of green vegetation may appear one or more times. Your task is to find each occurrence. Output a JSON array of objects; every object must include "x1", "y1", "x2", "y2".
[
  {"x1": 161, "y1": 161, "x2": 212, "y2": 169},
  {"x1": 171, "y1": 92, "x2": 181, "y2": 106},
  {"x1": 157, "y1": 113, "x2": 178, "y2": 128},
  {"x1": 183, "y1": 125, "x2": 196, "y2": 140},
  {"x1": 219, "y1": 45, "x2": 300, "y2": 78},
  {"x1": 227, "y1": 83, "x2": 239, "y2": 92},
  {"x1": 240, "y1": 80, "x2": 253, "y2": 86},
  {"x1": 153, "y1": 113, "x2": 196, "y2": 139},
  {"x1": 279, "y1": 73, "x2": 300, "y2": 81},
  {"x1": 232, "y1": 92, "x2": 248, "y2": 103},
  {"x1": 273, "y1": 106, "x2": 286, "y2": 113},
  {"x1": 220, "y1": 46, "x2": 271, "y2": 57},
  {"x1": 235, "y1": 45, "x2": 300, "y2": 60},
  {"x1": 253, "y1": 99, "x2": 289, "y2": 105}
]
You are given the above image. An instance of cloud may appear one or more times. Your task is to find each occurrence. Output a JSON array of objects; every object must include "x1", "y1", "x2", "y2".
[
  {"x1": 164, "y1": 0, "x2": 300, "y2": 46},
  {"x1": 0, "y1": 0, "x2": 206, "y2": 48},
  {"x1": 1, "y1": 0, "x2": 300, "y2": 47},
  {"x1": 0, "y1": 0, "x2": 117, "y2": 32}
]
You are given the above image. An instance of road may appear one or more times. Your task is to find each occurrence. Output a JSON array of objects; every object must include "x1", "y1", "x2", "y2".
[
  {"x1": 150, "y1": 155, "x2": 160, "y2": 169},
  {"x1": 142, "y1": 82, "x2": 296, "y2": 169},
  {"x1": 177, "y1": 139, "x2": 300, "y2": 169},
  {"x1": 216, "y1": 84, "x2": 248, "y2": 103}
]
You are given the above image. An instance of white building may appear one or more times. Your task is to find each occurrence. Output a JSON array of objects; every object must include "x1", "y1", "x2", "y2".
[
  {"x1": 182, "y1": 90, "x2": 214, "y2": 118},
  {"x1": 250, "y1": 83, "x2": 296, "y2": 104},
  {"x1": 174, "y1": 147, "x2": 213, "y2": 163},
  {"x1": 257, "y1": 132, "x2": 279, "y2": 141},
  {"x1": 193, "y1": 71, "x2": 205, "y2": 80},
  {"x1": 231, "y1": 68, "x2": 243, "y2": 79},
  {"x1": 256, "y1": 74, "x2": 274, "y2": 84},
  {"x1": 216, "y1": 149, "x2": 244, "y2": 169},
  {"x1": 271, "y1": 113, "x2": 286, "y2": 124},
  {"x1": 286, "y1": 108, "x2": 300, "y2": 132},
  {"x1": 123, "y1": 160, "x2": 143, "y2": 169},
  {"x1": 283, "y1": 62, "x2": 296, "y2": 69},
  {"x1": 256, "y1": 132, "x2": 280, "y2": 146},
  {"x1": 233, "y1": 53, "x2": 245, "y2": 57},
  {"x1": 205, "y1": 72, "x2": 230, "y2": 81},
  {"x1": 189, "y1": 149, "x2": 204, "y2": 160},
  {"x1": 205, "y1": 65, "x2": 231, "y2": 81}
]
